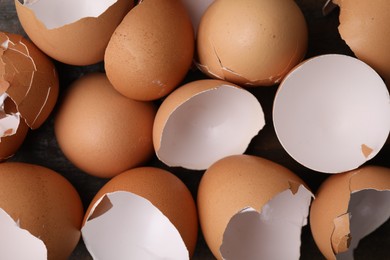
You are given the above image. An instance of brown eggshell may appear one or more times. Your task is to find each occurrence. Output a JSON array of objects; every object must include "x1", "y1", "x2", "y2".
[
  {"x1": 15, "y1": 0, "x2": 133, "y2": 65},
  {"x1": 197, "y1": 154, "x2": 313, "y2": 259},
  {"x1": 54, "y1": 73, "x2": 156, "y2": 178},
  {"x1": 82, "y1": 167, "x2": 198, "y2": 258},
  {"x1": 0, "y1": 119, "x2": 28, "y2": 161},
  {"x1": 105, "y1": 0, "x2": 194, "y2": 101},
  {"x1": 310, "y1": 165, "x2": 390, "y2": 259},
  {"x1": 0, "y1": 162, "x2": 84, "y2": 260},
  {"x1": 332, "y1": 0, "x2": 390, "y2": 84},
  {"x1": 197, "y1": 0, "x2": 307, "y2": 86}
]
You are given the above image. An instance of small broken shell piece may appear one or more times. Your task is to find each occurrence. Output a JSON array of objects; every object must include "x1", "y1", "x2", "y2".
[
  {"x1": 153, "y1": 79, "x2": 265, "y2": 170},
  {"x1": 310, "y1": 165, "x2": 390, "y2": 259}
]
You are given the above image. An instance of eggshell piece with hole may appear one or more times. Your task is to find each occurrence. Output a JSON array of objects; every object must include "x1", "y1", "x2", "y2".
[
  {"x1": 54, "y1": 73, "x2": 156, "y2": 178},
  {"x1": 196, "y1": 0, "x2": 307, "y2": 86},
  {"x1": 15, "y1": 0, "x2": 134, "y2": 65},
  {"x1": 310, "y1": 165, "x2": 390, "y2": 259},
  {"x1": 82, "y1": 167, "x2": 198, "y2": 259},
  {"x1": 197, "y1": 154, "x2": 313, "y2": 259},
  {"x1": 273, "y1": 54, "x2": 390, "y2": 174},
  {"x1": 0, "y1": 162, "x2": 84, "y2": 260},
  {"x1": 105, "y1": 0, "x2": 194, "y2": 101},
  {"x1": 153, "y1": 79, "x2": 265, "y2": 170}
]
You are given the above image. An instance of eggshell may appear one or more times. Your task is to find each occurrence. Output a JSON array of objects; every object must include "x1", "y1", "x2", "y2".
[
  {"x1": 197, "y1": 154, "x2": 313, "y2": 259},
  {"x1": 82, "y1": 167, "x2": 198, "y2": 259},
  {"x1": 54, "y1": 73, "x2": 156, "y2": 178},
  {"x1": 0, "y1": 162, "x2": 84, "y2": 260},
  {"x1": 181, "y1": 0, "x2": 214, "y2": 35},
  {"x1": 15, "y1": 0, "x2": 134, "y2": 65},
  {"x1": 310, "y1": 165, "x2": 390, "y2": 259},
  {"x1": 153, "y1": 79, "x2": 265, "y2": 170},
  {"x1": 273, "y1": 54, "x2": 390, "y2": 173},
  {"x1": 331, "y1": 0, "x2": 390, "y2": 84},
  {"x1": 197, "y1": 0, "x2": 307, "y2": 86},
  {"x1": 105, "y1": 0, "x2": 194, "y2": 101}
]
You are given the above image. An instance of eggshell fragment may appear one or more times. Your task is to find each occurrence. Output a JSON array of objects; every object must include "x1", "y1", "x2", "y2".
[
  {"x1": 153, "y1": 79, "x2": 265, "y2": 170},
  {"x1": 310, "y1": 165, "x2": 390, "y2": 259},
  {"x1": 15, "y1": 0, "x2": 134, "y2": 65},
  {"x1": 82, "y1": 167, "x2": 198, "y2": 259},
  {"x1": 197, "y1": 154, "x2": 313, "y2": 259},
  {"x1": 273, "y1": 54, "x2": 390, "y2": 173},
  {"x1": 197, "y1": 0, "x2": 308, "y2": 86},
  {"x1": 0, "y1": 162, "x2": 84, "y2": 260}
]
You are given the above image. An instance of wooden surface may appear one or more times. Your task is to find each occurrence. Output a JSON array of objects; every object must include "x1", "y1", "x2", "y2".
[{"x1": 1, "y1": 0, "x2": 389, "y2": 259}]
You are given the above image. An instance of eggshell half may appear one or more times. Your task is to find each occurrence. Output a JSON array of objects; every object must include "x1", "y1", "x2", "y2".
[
  {"x1": 15, "y1": 0, "x2": 134, "y2": 65},
  {"x1": 273, "y1": 54, "x2": 390, "y2": 173},
  {"x1": 0, "y1": 162, "x2": 84, "y2": 260},
  {"x1": 197, "y1": 154, "x2": 313, "y2": 259},
  {"x1": 82, "y1": 167, "x2": 198, "y2": 259},
  {"x1": 153, "y1": 79, "x2": 265, "y2": 170},
  {"x1": 310, "y1": 165, "x2": 390, "y2": 259}
]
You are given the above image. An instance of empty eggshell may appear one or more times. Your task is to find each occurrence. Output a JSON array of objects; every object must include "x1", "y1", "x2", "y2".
[
  {"x1": 197, "y1": 154, "x2": 313, "y2": 260},
  {"x1": 82, "y1": 167, "x2": 198, "y2": 259},
  {"x1": 310, "y1": 165, "x2": 390, "y2": 259},
  {"x1": 196, "y1": 0, "x2": 308, "y2": 86},
  {"x1": 15, "y1": 0, "x2": 134, "y2": 65},
  {"x1": 153, "y1": 79, "x2": 265, "y2": 170},
  {"x1": 273, "y1": 54, "x2": 390, "y2": 174},
  {"x1": 0, "y1": 162, "x2": 84, "y2": 260}
]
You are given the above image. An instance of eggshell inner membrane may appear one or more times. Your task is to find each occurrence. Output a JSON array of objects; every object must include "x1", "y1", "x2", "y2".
[
  {"x1": 0, "y1": 93, "x2": 20, "y2": 139},
  {"x1": 22, "y1": 0, "x2": 117, "y2": 29},
  {"x1": 336, "y1": 189, "x2": 390, "y2": 259},
  {"x1": 220, "y1": 185, "x2": 312, "y2": 260},
  {"x1": 273, "y1": 54, "x2": 390, "y2": 173},
  {"x1": 82, "y1": 191, "x2": 189, "y2": 260},
  {"x1": 158, "y1": 85, "x2": 264, "y2": 170},
  {"x1": 0, "y1": 208, "x2": 47, "y2": 259}
]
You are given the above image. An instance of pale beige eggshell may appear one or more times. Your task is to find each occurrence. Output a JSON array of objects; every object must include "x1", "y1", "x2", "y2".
[{"x1": 15, "y1": 0, "x2": 134, "y2": 65}]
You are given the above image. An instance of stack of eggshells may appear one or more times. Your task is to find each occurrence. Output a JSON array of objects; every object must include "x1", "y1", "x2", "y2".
[{"x1": 0, "y1": 0, "x2": 389, "y2": 259}]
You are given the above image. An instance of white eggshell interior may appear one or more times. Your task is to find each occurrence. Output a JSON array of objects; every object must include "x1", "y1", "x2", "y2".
[
  {"x1": 337, "y1": 189, "x2": 390, "y2": 260},
  {"x1": 273, "y1": 54, "x2": 390, "y2": 173},
  {"x1": 0, "y1": 208, "x2": 47, "y2": 259},
  {"x1": 82, "y1": 191, "x2": 189, "y2": 260},
  {"x1": 0, "y1": 93, "x2": 20, "y2": 139},
  {"x1": 157, "y1": 85, "x2": 265, "y2": 170},
  {"x1": 22, "y1": 0, "x2": 117, "y2": 29},
  {"x1": 181, "y1": 0, "x2": 214, "y2": 35},
  {"x1": 220, "y1": 185, "x2": 313, "y2": 260}
]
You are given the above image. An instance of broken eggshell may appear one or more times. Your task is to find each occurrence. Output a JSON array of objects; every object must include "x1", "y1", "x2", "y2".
[
  {"x1": 310, "y1": 165, "x2": 390, "y2": 260},
  {"x1": 81, "y1": 167, "x2": 198, "y2": 259},
  {"x1": 273, "y1": 54, "x2": 390, "y2": 174},
  {"x1": 197, "y1": 154, "x2": 313, "y2": 260},
  {"x1": 0, "y1": 32, "x2": 58, "y2": 160},
  {"x1": 0, "y1": 162, "x2": 84, "y2": 260},
  {"x1": 153, "y1": 79, "x2": 265, "y2": 170},
  {"x1": 15, "y1": 0, "x2": 134, "y2": 65}
]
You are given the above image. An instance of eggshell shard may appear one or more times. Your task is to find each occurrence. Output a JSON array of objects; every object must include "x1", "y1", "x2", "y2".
[
  {"x1": 105, "y1": 0, "x2": 194, "y2": 101},
  {"x1": 15, "y1": 0, "x2": 134, "y2": 65},
  {"x1": 0, "y1": 162, "x2": 84, "y2": 260},
  {"x1": 310, "y1": 165, "x2": 390, "y2": 259},
  {"x1": 197, "y1": 154, "x2": 313, "y2": 259},
  {"x1": 153, "y1": 79, "x2": 265, "y2": 170},
  {"x1": 196, "y1": 0, "x2": 308, "y2": 86},
  {"x1": 82, "y1": 167, "x2": 198, "y2": 259},
  {"x1": 273, "y1": 54, "x2": 390, "y2": 174}
]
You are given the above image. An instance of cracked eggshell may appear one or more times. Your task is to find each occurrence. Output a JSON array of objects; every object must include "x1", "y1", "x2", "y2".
[
  {"x1": 105, "y1": 0, "x2": 194, "y2": 101},
  {"x1": 54, "y1": 73, "x2": 156, "y2": 178},
  {"x1": 310, "y1": 165, "x2": 390, "y2": 260},
  {"x1": 197, "y1": 154, "x2": 313, "y2": 260},
  {"x1": 0, "y1": 162, "x2": 84, "y2": 260},
  {"x1": 82, "y1": 167, "x2": 198, "y2": 259},
  {"x1": 196, "y1": 0, "x2": 307, "y2": 86},
  {"x1": 153, "y1": 79, "x2": 265, "y2": 170},
  {"x1": 15, "y1": 0, "x2": 134, "y2": 65},
  {"x1": 273, "y1": 54, "x2": 390, "y2": 174}
]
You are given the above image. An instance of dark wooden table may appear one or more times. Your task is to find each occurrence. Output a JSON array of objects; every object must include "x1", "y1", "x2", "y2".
[{"x1": 1, "y1": 0, "x2": 389, "y2": 259}]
